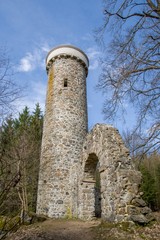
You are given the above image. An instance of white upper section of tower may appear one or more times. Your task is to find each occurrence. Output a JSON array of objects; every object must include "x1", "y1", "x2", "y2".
[{"x1": 46, "y1": 45, "x2": 89, "y2": 69}]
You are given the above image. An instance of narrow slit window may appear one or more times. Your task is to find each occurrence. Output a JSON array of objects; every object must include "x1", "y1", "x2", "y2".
[{"x1": 64, "y1": 78, "x2": 68, "y2": 87}]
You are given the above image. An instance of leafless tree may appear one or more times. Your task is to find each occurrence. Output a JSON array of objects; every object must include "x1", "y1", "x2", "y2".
[
  {"x1": 0, "y1": 47, "x2": 21, "y2": 121},
  {"x1": 97, "y1": 0, "x2": 160, "y2": 154}
]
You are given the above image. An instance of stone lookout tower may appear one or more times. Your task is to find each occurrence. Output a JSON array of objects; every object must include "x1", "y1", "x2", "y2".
[
  {"x1": 37, "y1": 45, "x2": 89, "y2": 218},
  {"x1": 37, "y1": 45, "x2": 152, "y2": 223}
]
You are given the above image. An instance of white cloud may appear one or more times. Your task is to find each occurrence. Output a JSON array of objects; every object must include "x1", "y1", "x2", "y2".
[
  {"x1": 89, "y1": 60, "x2": 99, "y2": 70},
  {"x1": 81, "y1": 33, "x2": 93, "y2": 41},
  {"x1": 17, "y1": 43, "x2": 51, "y2": 73},
  {"x1": 40, "y1": 43, "x2": 50, "y2": 53},
  {"x1": 87, "y1": 47, "x2": 100, "y2": 59},
  {"x1": 86, "y1": 47, "x2": 101, "y2": 70},
  {"x1": 18, "y1": 52, "x2": 35, "y2": 72}
]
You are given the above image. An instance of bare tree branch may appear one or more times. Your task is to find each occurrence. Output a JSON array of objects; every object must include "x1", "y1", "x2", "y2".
[
  {"x1": 97, "y1": 0, "x2": 160, "y2": 154},
  {"x1": 104, "y1": 9, "x2": 160, "y2": 20},
  {"x1": 0, "y1": 47, "x2": 22, "y2": 121}
]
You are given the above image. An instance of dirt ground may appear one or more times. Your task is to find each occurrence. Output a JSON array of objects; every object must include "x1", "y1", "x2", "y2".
[
  {"x1": 5, "y1": 213, "x2": 160, "y2": 240},
  {"x1": 6, "y1": 219, "x2": 99, "y2": 240}
]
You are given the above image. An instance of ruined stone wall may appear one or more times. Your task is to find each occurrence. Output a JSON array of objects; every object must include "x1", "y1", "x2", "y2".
[
  {"x1": 37, "y1": 50, "x2": 88, "y2": 218},
  {"x1": 78, "y1": 124, "x2": 152, "y2": 224}
]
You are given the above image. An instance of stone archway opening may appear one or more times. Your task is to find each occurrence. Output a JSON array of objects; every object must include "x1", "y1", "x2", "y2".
[
  {"x1": 82, "y1": 153, "x2": 101, "y2": 219},
  {"x1": 95, "y1": 163, "x2": 101, "y2": 218}
]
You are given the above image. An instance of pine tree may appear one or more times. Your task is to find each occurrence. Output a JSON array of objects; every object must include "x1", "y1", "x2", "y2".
[
  {"x1": 0, "y1": 104, "x2": 43, "y2": 219},
  {"x1": 140, "y1": 165, "x2": 156, "y2": 210}
]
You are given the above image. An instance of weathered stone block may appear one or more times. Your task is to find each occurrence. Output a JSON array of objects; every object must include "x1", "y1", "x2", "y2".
[{"x1": 131, "y1": 198, "x2": 147, "y2": 207}]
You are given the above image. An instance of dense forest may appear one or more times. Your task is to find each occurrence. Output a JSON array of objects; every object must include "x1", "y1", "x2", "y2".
[{"x1": 0, "y1": 104, "x2": 43, "y2": 228}]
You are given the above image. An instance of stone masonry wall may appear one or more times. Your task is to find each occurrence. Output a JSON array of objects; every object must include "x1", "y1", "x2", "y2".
[
  {"x1": 78, "y1": 124, "x2": 153, "y2": 224},
  {"x1": 37, "y1": 55, "x2": 88, "y2": 218},
  {"x1": 36, "y1": 45, "x2": 152, "y2": 224}
]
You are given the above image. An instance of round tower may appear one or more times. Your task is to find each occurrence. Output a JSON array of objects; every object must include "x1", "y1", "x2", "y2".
[{"x1": 37, "y1": 45, "x2": 89, "y2": 218}]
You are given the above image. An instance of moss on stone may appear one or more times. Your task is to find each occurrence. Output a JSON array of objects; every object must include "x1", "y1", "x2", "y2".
[{"x1": 65, "y1": 207, "x2": 72, "y2": 219}]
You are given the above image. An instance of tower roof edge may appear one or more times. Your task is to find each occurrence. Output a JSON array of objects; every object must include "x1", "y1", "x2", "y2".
[{"x1": 46, "y1": 45, "x2": 89, "y2": 68}]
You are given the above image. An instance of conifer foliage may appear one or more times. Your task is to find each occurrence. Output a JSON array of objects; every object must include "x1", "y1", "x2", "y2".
[
  {"x1": 136, "y1": 152, "x2": 160, "y2": 211},
  {"x1": 0, "y1": 104, "x2": 43, "y2": 219}
]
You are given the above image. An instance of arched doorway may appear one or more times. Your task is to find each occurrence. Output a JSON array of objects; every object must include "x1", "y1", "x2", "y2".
[{"x1": 81, "y1": 153, "x2": 101, "y2": 219}]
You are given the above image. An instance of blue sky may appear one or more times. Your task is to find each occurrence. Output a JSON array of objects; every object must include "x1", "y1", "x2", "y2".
[{"x1": 0, "y1": 0, "x2": 135, "y2": 132}]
